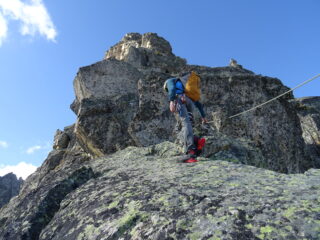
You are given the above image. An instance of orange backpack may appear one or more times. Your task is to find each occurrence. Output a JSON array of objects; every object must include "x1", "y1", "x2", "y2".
[{"x1": 185, "y1": 71, "x2": 201, "y2": 101}]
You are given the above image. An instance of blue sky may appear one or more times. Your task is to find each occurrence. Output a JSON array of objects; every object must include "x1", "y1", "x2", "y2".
[{"x1": 0, "y1": 0, "x2": 319, "y2": 179}]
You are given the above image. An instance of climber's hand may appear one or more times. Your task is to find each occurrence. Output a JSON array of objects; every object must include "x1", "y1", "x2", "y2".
[
  {"x1": 201, "y1": 118, "x2": 208, "y2": 124},
  {"x1": 170, "y1": 101, "x2": 176, "y2": 112}
]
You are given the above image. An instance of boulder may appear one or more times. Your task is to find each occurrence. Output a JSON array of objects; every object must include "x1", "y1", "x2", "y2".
[
  {"x1": 73, "y1": 59, "x2": 142, "y2": 104},
  {"x1": 53, "y1": 129, "x2": 70, "y2": 150},
  {"x1": 291, "y1": 97, "x2": 320, "y2": 168}
]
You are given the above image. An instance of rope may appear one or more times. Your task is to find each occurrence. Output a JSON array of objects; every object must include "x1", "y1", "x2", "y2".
[{"x1": 206, "y1": 73, "x2": 320, "y2": 123}]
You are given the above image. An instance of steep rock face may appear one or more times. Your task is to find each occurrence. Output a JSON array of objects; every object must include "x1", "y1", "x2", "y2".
[
  {"x1": 0, "y1": 173, "x2": 23, "y2": 209},
  {"x1": 1, "y1": 142, "x2": 319, "y2": 240},
  {"x1": 196, "y1": 69, "x2": 307, "y2": 173},
  {"x1": 71, "y1": 60, "x2": 143, "y2": 156},
  {"x1": 72, "y1": 32, "x2": 309, "y2": 173},
  {"x1": 292, "y1": 97, "x2": 320, "y2": 168}
]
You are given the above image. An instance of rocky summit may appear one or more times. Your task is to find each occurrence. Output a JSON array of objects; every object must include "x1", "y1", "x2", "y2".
[{"x1": 0, "y1": 33, "x2": 319, "y2": 240}]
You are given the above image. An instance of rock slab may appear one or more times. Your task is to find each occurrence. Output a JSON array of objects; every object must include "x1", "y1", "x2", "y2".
[{"x1": 1, "y1": 142, "x2": 319, "y2": 240}]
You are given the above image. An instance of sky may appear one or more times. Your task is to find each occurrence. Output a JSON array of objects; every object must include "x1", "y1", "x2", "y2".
[{"x1": 0, "y1": 0, "x2": 319, "y2": 179}]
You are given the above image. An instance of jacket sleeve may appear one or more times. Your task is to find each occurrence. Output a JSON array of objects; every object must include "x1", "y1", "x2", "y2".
[
  {"x1": 166, "y1": 78, "x2": 176, "y2": 101},
  {"x1": 194, "y1": 101, "x2": 206, "y2": 118}
]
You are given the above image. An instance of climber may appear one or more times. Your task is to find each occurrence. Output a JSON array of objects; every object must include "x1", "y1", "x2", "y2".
[
  {"x1": 163, "y1": 73, "x2": 206, "y2": 163},
  {"x1": 179, "y1": 71, "x2": 207, "y2": 124}
]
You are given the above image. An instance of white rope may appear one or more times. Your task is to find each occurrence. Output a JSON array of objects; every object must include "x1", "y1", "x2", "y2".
[{"x1": 206, "y1": 73, "x2": 320, "y2": 123}]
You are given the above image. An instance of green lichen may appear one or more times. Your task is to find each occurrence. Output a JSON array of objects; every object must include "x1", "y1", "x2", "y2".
[
  {"x1": 228, "y1": 183, "x2": 240, "y2": 187},
  {"x1": 117, "y1": 213, "x2": 138, "y2": 236},
  {"x1": 123, "y1": 191, "x2": 134, "y2": 198},
  {"x1": 155, "y1": 195, "x2": 170, "y2": 207},
  {"x1": 283, "y1": 207, "x2": 298, "y2": 219},
  {"x1": 228, "y1": 158, "x2": 241, "y2": 163},
  {"x1": 258, "y1": 225, "x2": 277, "y2": 239},
  {"x1": 208, "y1": 237, "x2": 221, "y2": 240},
  {"x1": 115, "y1": 201, "x2": 147, "y2": 238},
  {"x1": 176, "y1": 219, "x2": 189, "y2": 230},
  {"x1": 77, "y1": 224, "x2": 101, "y2": 240},
  {"x1": 189, "y1": 231, "x2": 202, "y2": 240},
  {"x1": 260, "y1": 225, "x2": 276, "y2": 234},
  {"x1": 84, "y1": 224, "x2": 99, "y2": 235},
  {"x1": 108, "y1": 200, "x2": 119, "y2": 209},
  {"x1": 245, "y1": 223, "x2": 253, "y2": 229}
]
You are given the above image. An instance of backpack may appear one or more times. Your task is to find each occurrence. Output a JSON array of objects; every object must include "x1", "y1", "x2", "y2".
[{"x1": 184, "y1": 71, "x2": 201, "y2": 101}]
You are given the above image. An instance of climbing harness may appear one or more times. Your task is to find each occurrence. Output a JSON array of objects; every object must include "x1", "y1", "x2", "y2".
[{"x1": 206, "y1": 73, "x2": 320, "y2": 122}]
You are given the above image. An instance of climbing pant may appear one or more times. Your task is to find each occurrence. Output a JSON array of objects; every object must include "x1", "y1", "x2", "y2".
[{"x1": 175, "y1": 95, "x2": 196, "y2": 153}]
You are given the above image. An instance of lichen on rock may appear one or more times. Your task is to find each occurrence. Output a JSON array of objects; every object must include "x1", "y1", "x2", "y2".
[{"x1": 36, "y1": 144, "x2": 320, "y2": 239}]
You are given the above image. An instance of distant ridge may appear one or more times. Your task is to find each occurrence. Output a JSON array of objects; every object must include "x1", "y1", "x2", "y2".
[{"x1": 0, "y1": 172, "x2": 23, "y2": 208}]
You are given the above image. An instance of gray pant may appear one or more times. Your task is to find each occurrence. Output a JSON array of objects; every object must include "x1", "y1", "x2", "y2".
[{"x1": 175, "y1": 96, "x2": 195, "y2": 153}]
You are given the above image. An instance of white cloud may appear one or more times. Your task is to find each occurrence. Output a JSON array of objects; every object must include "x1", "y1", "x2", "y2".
[
  {"x1": 0, "y1": 161, "x2": 38, "y2": 179},
  {"x1": 26, "y1": 145, "x2": 42, "y2": 154},
  {"x1": 0, "y1": 141, "x2": 8, "y2": 148},
  {"x1": 0, "y1": 13, "x2": 7, "y2": 45},
  {"x1": 0, "y1": 0, "x2": 57, "y2": 45},
  {"x1": 25, "y1": 141, "x2": 51, "y2": 154}
]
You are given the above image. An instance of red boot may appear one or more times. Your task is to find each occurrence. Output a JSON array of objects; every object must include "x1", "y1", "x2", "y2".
[
  {"x1": 197, "y1": 138, "x2": 206, "y2": 151},
  {"x1": 184, "y1": 158, "x2": 198, "y2": 163},
  {"x1": 184, "y1": 149, "x2": 198, "y2": 163}
]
